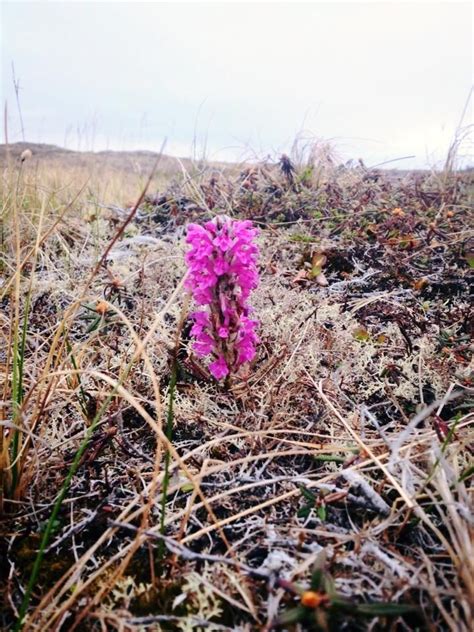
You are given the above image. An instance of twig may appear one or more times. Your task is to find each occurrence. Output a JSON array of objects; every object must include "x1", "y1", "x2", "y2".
[
  {"x1": 111, "y1": 519, "x2": 299, "y2": 595},
  {"x1": 388, "y1": 387, "x2": 463, "y2": 471},
  {"x1": 125, "y1": 614, "x2": 233, "y2": 630},
  {"x1": 312, "y1": 374, "x2": 417, "y2": 508}
]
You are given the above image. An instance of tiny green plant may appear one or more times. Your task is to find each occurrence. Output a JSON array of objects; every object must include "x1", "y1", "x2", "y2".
[
  {"x1": 272, "y1": 554, "x2": 420, "y2": 629},
  {"x1": 158, "y1": 345, "x2": 178, "y2": 559}
]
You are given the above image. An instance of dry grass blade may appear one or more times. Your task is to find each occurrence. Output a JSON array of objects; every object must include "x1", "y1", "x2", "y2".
[{"x1": 1, "y1": 138, "x2": 472, "y2": 631}]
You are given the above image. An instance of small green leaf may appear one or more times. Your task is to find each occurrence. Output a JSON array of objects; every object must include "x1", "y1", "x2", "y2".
[
  {"x1": 299, "y1": 485, "x2": 316, "y2": 502},
  {"x1": 297, "y1": 505, "x2": 312, "y2": 519},
  {"x1": 308, "y1": 553, "x2": 329, "y2": 594},
  {"x1": 356, "y1": 602, "x2": 419, "y2": 616},
  {"x1": 458, "y1": 464, "x2": 474, "y2": 483},
  {"x1": 317, "y1": 504, "x2": 327, "y2": 521},
  {"x1": 329, "y1": 595, "x2": 355, "y2": 611},
  {"x1": 274, "y1": 605, "x2": 307, "y2": 625},
  {"x1": 353, "y1": 327, "x2": 370, "y2": 342},
  {"x1": 310, "y1": 570, "x2": 324, "y2": 592}
]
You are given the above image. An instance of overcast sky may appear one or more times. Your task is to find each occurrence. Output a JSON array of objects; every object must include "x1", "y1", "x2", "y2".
[{"x1": 1, "y1": 1, "x2": 472, "y2": 167}]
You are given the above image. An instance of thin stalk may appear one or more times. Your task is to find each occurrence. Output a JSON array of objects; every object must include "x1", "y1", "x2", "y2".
[
  {"x1": 9, "y1": 169, "x2": 22, "y2": 494},
  {"x1": 421, "y1": 416, "x2": 462, "y2": 490},
  {"x1": 17, "y1": 288, "x2": 32, "y2": 400},
  {"x1": 9, "y1": 193, "x2": 45, "y2": 498},
  {"x1": 9, "y1": 263, "x2": 32, "y2": 495},
  {"x1": 158, "y1": 351, "x2": 178, "y2": 558},
  {"x1": 158, "y1": 297, "x2": 188, "y2": 559},
  {"x1": 65, "y1": 337, "x2": 90, "y2": 419},
  {"x1": 9, "y1": 315, "x2": 21, "y2": 494},
  {"x1": 0, "y1": 290, "x2": 15, "y2": 515}
]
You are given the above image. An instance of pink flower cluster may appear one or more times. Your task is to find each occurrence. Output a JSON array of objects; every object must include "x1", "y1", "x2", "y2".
[{"x1": 185, "y1": 217, "x2": 259, "y2": 380}]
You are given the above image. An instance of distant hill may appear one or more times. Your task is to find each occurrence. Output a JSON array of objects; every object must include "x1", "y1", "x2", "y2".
[{"x1": 0, "y1": 142, "x2": 233, "y2": 176}]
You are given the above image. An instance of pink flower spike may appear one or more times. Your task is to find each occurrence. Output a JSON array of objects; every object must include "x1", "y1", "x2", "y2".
[
  {"x1": 185, "y1": 215, "x2": 260, "y2": 379},
  {"x1": 209, "y1": 356, "x2": 229, "y2": 380}
]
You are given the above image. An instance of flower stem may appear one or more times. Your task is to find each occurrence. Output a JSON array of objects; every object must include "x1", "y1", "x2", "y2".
[{"x1": 158, "y1": 346, "x2": 178, "y2": 559}]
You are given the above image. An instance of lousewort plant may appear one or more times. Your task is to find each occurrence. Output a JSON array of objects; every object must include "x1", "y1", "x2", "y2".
[{"x1": 185, "y1": 216, "x2": 259, "y2": 380}]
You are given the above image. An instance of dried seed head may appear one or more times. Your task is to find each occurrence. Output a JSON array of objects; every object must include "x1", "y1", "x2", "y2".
[
  {"x1": 185, "y1": 217, "x2": 260, "y2": 380},
  {"x1": 95, "y1": 300, "x2": 109, "y2": 315},
  {"x1": 20, "y1": 148, "x2": 33, "y2": 162}
]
